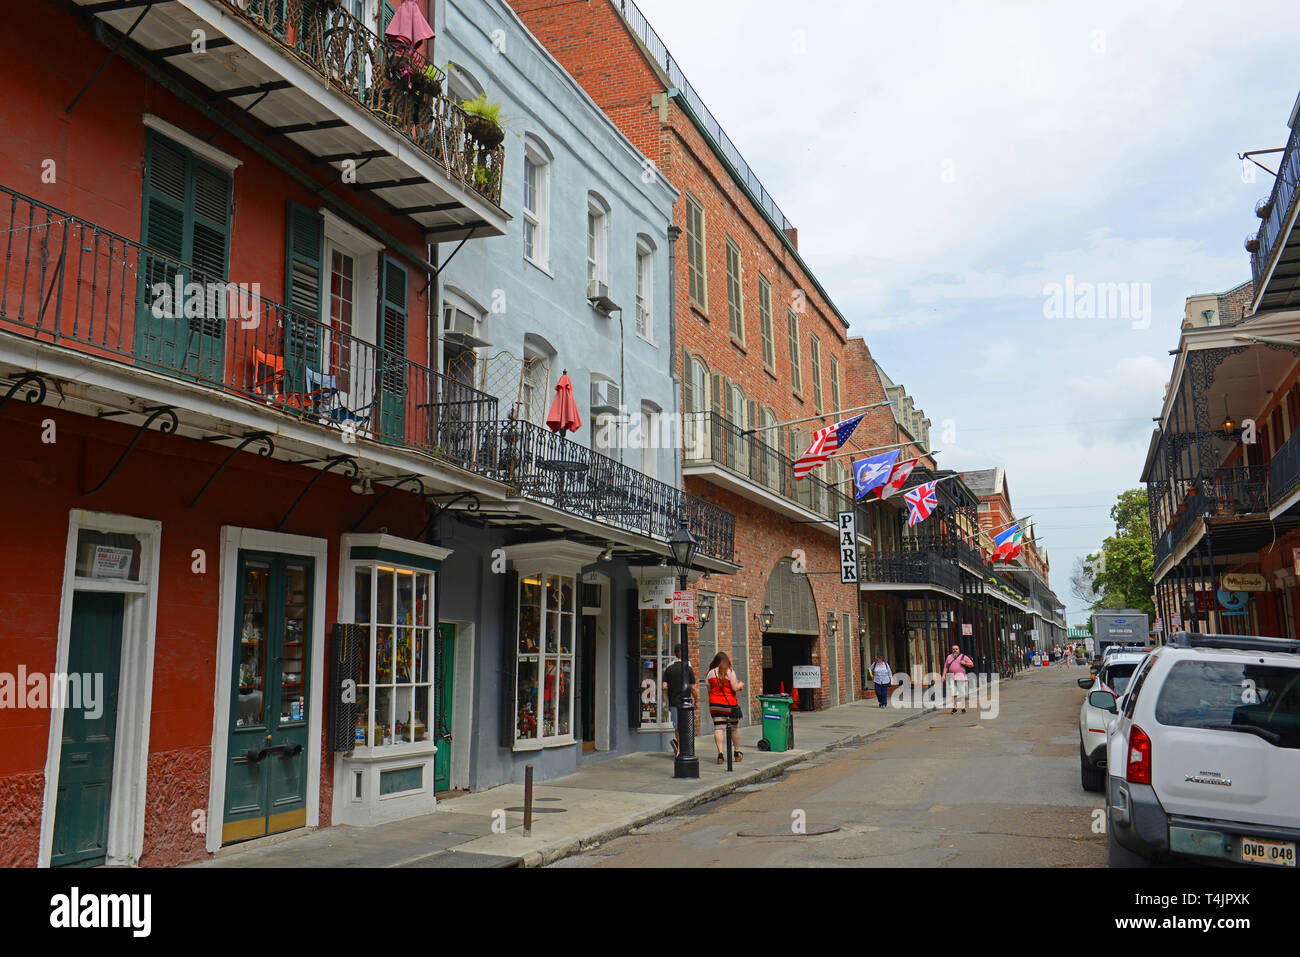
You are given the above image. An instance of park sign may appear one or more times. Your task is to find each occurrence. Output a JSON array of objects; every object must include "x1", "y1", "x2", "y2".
[{"x1": 838, "y1": 511, "x2": 858, "y2": 584}]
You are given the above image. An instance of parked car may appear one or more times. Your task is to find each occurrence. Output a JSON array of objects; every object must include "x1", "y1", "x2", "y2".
[
  {"x1": 1104, "y1": 632, "x2": 1300, "y2": 867},
  {"x1": 1077, "y1": 648, "x2": 1149, "y2": 791}
]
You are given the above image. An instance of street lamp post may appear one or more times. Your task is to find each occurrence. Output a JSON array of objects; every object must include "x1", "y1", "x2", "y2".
[{"x1": 669, "y1": 518, "x2": 700, "y2": 779}]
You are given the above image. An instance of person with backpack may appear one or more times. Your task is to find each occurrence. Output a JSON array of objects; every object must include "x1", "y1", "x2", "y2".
[
  {"x1": 661, "y1": 644, "x2": 697, "y2": 755},
  {"x1": 942, "y1": 643, "x2": 975, "y2": 714},
  {"x1": 870, "y1": 654, "x2": 893, "y2": 708}
]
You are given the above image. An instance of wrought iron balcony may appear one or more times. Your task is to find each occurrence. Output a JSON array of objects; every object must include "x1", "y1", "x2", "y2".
[
  {"x1": 461, "y1": 419, "x2": 735, "y2": 561},
  {"x1": 0, "y1": 184, "x2": 736, "y2": 560},
  {"x1": 1271, "y1": 426, "x2": 1300, "y2": 510},
  {"x1": 1150, "y1": 466, "x2": 1268, "y2": 568},
  {"x1": 1249, "y1": 116, "x2": 1300, "y2": 300},
  {"x1": 683, "y1": 411, "x2": 860, "y2": 525},
  {"x1": 224, "y1": 0, "x2": 504, "y2": 205},
  {"x1": 860, "y1": 545, "x2": 961, "y2": 593}
]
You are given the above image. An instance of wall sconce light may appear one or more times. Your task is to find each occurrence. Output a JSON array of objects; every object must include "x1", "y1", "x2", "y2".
[
  {"x1": 827, "y1": 613, "x2": 838, "y2": 639},
  {"x1": 761, "y1": 605, "x2": 775, "y2": 633},
  {"x1": 698, "y1": 594, "x2": 714, "y2": 626}
]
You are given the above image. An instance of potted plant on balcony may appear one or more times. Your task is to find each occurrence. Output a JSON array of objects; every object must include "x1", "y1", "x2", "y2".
[
  {"x1": 1245, "y1": 235, "x2": 1261, "y2": 253},
  {"x1": 1256, "y1": 196, "x2": 1275, "y2": 219},
  {"x1": 461, "y1": 92, "x2": 505, "y2": 149}
]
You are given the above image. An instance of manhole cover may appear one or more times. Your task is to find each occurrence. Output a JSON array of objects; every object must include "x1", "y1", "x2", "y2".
[
  {"x1": 535, "y1": 797, "x2": 562, "y2": 802},
  {"x1": 505, "y1": 806, "x2": 567, "y2": 814},
  {"x1": 736, "y1": 824, "x2": 839, "y2": 837}
]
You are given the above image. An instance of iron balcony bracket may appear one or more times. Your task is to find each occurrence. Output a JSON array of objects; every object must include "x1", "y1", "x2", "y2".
[
  {"x1": 0, "y1": 373, "x2": 50, "y2": 415},
  {"x1": 349, "y1": 474, "x2": 425, "y2": 533},
  {"x1": 85, "y1": 405, "x2": 179, "y2": 495},
  {"x1": 420, "y1": 491, "x2": 481, "y2": 542},
  {"x1": 276, "y1": 455, "x2": 359, "y2": 531},
  {"x1": 189, "y1": 432, "x2": 276, "y2": 508},
  {"x1": 67, "y1": 3, "x2": 153, "y2": 114}
]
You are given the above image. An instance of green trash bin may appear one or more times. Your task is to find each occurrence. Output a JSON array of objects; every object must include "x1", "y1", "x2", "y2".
[{"x1": 758, "y1": 695, "x2": 794, "y2": 752}]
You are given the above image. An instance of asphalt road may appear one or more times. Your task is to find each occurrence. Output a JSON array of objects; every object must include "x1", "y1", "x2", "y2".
[{"x1": 550, "y1": 663, "x2": 1107, "y2": 867}]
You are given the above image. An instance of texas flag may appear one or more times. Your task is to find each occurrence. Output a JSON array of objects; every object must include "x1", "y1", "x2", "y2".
[
  {"x1": 874, "y1": 456, "x2": 919, "y2": 500},
  {"x1": 991, "y1": 524, "x2": 1024, "y2": 562},
  {"x1": 853, "y1": 449, "x2": 900, "y2": 499}
]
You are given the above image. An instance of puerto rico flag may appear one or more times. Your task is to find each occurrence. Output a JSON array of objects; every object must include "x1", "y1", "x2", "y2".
[
  {"x1": 874, "y1": 456, "x2": 919, "y2": 499},
  {"x1": 853, "y1": 449, "x2": 900, "y2": 499},
  {"x1": 992, "y1": 524, "x2": 1023, "y2": 562},
  {"x1": 794, "y1": 414, "x2": 865, "y2": 481},
  {"x1": 904, "y1": 480, "x2": 939, "y2": 526}
]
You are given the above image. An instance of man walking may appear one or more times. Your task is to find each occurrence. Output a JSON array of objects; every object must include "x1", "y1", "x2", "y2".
[
  {"x1": 870, "y1": 654, "x2": 893, "y2": 708},
  {"x1": 942, "y1": 643, "x2": 975, "y2": 714},
  {"x1": 661, "y1": 644, "x2": 697, "y2": 755}
]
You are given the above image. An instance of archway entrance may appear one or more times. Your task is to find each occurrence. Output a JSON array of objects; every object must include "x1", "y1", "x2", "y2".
[{"x1": 761, "y1": 558, "x2": 820, "y2": 711}]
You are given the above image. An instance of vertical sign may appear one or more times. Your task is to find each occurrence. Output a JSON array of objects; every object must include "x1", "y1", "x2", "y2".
[
  {"x1": 672, "y1": 590, "x2": 696, "y2": 625},
  {"x1": 838, "y1": 511, "x2": 858, "y2": 584}
]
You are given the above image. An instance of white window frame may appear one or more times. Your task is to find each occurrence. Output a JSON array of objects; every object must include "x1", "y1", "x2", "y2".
[
  {"x1": 587, "y1": 195, "x2": 608, "y2": 285},
  {"x1": 640, "y1": 400, "x2": 661, "y2": 480},
  {"x1": 635, "y1": 238, "x2": 654, "y2": 343},
  {"x1": 523, "y1": 138, "x2": 551, "y2": 270}
]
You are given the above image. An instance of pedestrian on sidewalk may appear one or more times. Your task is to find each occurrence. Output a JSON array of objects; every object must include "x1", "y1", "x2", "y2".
[
  {"x1": 942, "y1": 644, "x2": 974, "y2": 714},
  {"x1": 661, "y1": 644, "x2": 697, "y2": 755},
  {"x1": 870, "y1": 654, "x2": 893, "y2": 708},
  {"x1": 706, "y1": 652, "x2": 744, "y2": 764}
]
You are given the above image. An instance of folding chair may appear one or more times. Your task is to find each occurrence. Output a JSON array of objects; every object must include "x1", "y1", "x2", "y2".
[
  {"x1": 306, "y1": 365, "x2": 376, "y2": 431},
  {"x1": 252, "y1": 347, "x2": 287, "y2": 403}
]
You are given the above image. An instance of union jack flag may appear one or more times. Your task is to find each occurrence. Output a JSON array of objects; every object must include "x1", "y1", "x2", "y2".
[
  {"x1": 793, "y1": 414, "x2": 865, "y2": 481},
  {"x1": 904, "y1": 480, "x2": 939, "y2": 526}
]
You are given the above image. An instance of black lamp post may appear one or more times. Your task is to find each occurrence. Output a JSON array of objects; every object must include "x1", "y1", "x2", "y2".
[{"x1": 669, "y1": 518, "x2": 700, "y2": 778}]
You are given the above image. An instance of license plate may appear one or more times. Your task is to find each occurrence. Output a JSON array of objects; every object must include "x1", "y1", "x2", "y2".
[{"x1": 1240, "y1": 838, "x2": 1296, "y2": 867}]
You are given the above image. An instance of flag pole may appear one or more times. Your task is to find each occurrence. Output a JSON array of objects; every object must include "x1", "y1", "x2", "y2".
[
  {"x1": 828, "y1": 439, "x2": 923, "y2": 460},
  {"x1": 743, "y1": 400, "x2": 891, "y2": 436}
]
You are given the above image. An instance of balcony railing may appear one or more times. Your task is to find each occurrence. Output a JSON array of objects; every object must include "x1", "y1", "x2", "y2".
[
  {"x1": 1151, "y1": 466, "x2": 1268, "y2": 567},
  {"x1": 222, "y1": 0, "x2": 504, "y2": 206},
  {"x1": 0, "y1": 185, "x2": 735, "y2": 560},
  {"x1": 1249, "y1": 118, "x2": 1300, "y2": 292},
  {"x1": 1271, "y1": 427, "x2": 1300, "y2": 510},
  {"x1": 684, "y1": 411, "x2": 859, "y2": 524},
  {"x1": 460, "y1": 419, "x2": 734, "y2": 560},
  {"x1": 860, "y1": 547, "x2": 961, "y2": 593}
]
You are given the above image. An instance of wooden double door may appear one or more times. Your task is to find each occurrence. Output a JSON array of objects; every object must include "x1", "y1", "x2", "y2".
[{"x1": 222, "y1": 552, "x2": 313, "y2": 845}]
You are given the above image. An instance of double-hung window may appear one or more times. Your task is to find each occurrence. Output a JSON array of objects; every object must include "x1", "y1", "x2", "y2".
[
  {"x1": 587, "y1": 196, "x2": 607, "y2": 285},
  {"x1": 830, "y1": 354, "x2": 841, "y2": 413},
  {"x1": 523, "y1": 142, "x2": 550, "y2": 268},
  {"x1": 636, "y1": 239, "x2": 653, "y2": 341}
]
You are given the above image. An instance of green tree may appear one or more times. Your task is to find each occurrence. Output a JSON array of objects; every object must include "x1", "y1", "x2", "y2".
[{"x1": 1077, "y1": 489, "x2": 1155, "y2": 619}]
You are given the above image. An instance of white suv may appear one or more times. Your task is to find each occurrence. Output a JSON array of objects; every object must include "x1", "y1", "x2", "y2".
[
  {"x1": 1078, "y1": 649, "x2": 1148, "y2": 792},
  {"x1": 1104, "y1": 632, "x2": 1300, "y2": 867}
]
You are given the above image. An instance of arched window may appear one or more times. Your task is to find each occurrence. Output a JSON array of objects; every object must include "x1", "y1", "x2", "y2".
[{"x1": 446, "y1": 61, "x2": 485, "y2": 105}]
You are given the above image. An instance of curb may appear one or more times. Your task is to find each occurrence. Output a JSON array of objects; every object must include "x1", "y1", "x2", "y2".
[{"x1": 524, "y1": 707, "x2": 930, "y2": 868}]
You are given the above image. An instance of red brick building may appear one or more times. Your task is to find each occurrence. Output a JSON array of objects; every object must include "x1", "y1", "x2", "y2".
[{"x1": 509, "y1": 0, "x2": 906, "y2": 714}]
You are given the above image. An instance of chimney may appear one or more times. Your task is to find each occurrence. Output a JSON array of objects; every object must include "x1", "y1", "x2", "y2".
[{"x1": 783, "y1": 227, "x2": 798, "y2": 250}]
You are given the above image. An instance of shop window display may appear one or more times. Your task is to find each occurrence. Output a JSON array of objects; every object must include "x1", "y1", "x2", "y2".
[
  {"x1": 640, "y1": 608, "x2": 671, "y2": 727},
  {"x1": 515, "y1": 574, "x2": 575, "y2": 744},
  {"x1": 352, "y1": 564, "x2": 434, "y2": 748}
]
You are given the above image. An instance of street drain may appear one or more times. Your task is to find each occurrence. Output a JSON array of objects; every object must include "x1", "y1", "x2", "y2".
[{"x1": 736, "y1": 824, "x2": 840, "y2": 837}]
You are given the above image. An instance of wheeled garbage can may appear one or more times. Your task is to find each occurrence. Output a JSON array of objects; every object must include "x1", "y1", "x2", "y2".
[{"x1": 757, "y1": 694, "x2": 794, "y2": 752}]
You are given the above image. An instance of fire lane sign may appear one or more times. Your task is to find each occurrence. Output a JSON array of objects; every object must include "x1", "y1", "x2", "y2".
[
  {"x1": 838, "y1": 511, "x2": 858, "y2": 584},
  {"x1": 672, "y1": 590, "x2": 696, "y2": 625}
]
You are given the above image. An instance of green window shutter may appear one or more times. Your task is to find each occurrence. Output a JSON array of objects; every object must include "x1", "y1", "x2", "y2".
[
  {"x1": 710, "y1": 372, "x2": 721, "y2": 418},
  {"x1": 284, "y1": 201, "x2": 324, "y2": 386},
  {"x1": 380, "y1": 0, "x2": 395, "y2": 33},
  {"x1": 682, "y1": 350, "x2": 694, "y2": 413},
  {"x1": 142, "y1": 136, "x2": 188, "y2": 264},
  {"x1": 380, "y1": 253, "x2": 408, "y2": 363}
]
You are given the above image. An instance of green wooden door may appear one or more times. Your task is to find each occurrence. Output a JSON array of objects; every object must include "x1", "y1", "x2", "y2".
[
  {"x1": 223, "y1": 552, "x2": 314, "y2": 845},
  {"x1": 51, "y1": 592, "x2": 125, "y2": 868},
  {"x1": 433, "y1": 623, "x2": 455, "y2": 791},
  {"x1": 135, "y1": 133, "x2": 230, "y2": 383}
]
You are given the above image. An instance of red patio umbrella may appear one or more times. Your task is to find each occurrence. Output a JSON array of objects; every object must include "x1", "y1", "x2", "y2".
[
  {"x1": 545, "y1": 370, "x2": 582, "y2": 438},
  {"x1": 384, "y1": 0, "x2": 435, "y2": 53}
]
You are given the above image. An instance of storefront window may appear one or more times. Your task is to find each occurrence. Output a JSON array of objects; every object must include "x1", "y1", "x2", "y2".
[
  {"x1": 515, "y1": 574, "x2": 575, "y2": 744},
  {"x1": 640, "y1": 609, "x2": 671, "y2": 727},
  {"x1": 352, "y1": 564, "x2": 434, "y2": 748}
]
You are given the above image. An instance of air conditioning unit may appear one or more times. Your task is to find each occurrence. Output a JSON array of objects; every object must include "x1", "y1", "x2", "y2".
[
  {"x1": 591, "y1": 379, "x2": 621, "y2": 415},
  {"x1": 586, "y1": 280, "x2": 619, "y2": 315},
  {"x1": 442, "y1": 306, "x2": 491, "y2": 348}
]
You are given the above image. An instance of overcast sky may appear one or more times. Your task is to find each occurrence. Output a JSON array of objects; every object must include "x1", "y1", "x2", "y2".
[{"x1": 635, "y1": 0, "x2": 1300, "y2": 623}]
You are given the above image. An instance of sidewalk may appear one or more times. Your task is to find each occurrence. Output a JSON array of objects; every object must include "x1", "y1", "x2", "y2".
[{"x1": 193, "y1": 695, "x2": 933, "y2": 869}]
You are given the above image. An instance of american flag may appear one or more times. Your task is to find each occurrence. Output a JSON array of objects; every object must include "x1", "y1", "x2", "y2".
[
  {"x1": 793, "y1": 414, "x2": 865, "y2": 481},
  {"x1": 904, "y1": 480, "x2": 939, "y2": 526}
]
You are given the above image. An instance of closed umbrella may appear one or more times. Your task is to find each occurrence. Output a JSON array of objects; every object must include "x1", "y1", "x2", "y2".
[
  {"x1": 385, "y1": 0, "x2": 435, "y2": 54},
  {"x1": 545, "y1": 370, "x2": 582, "y2": 438}
]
